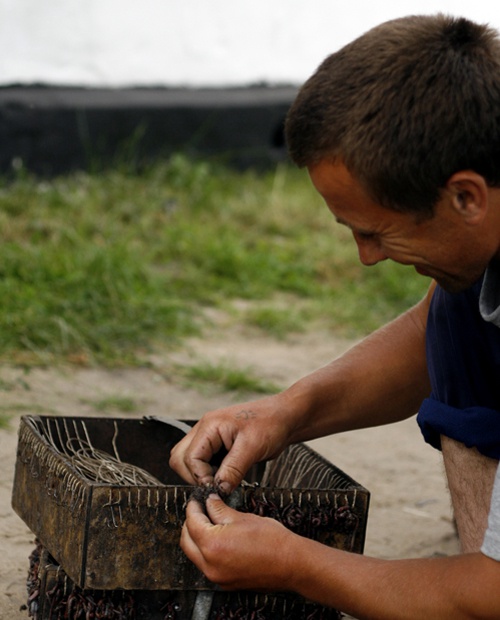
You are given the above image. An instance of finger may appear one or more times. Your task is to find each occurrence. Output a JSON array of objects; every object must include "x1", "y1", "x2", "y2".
[
  {"x1": 214, "y1": 439, "x2": 259, "y2": 495},
  {"x1": 170, "y1": 427, "x2": 223, "y2": 486},
  {"x1": 169, "y1": 433, "x2": 199, "y2": 485},
  {"x1": 205, "y1": 493, "x2": 238, "y2": 525},
  {"x1": 180, "y1": 518, "x2": 205, "y2": 567},
  {"x1": 182, "y1": 500, "x2": 213, "y2": 561},
  {"x1": 186, "y1": 497, "x2": 213, "y2": 526}
]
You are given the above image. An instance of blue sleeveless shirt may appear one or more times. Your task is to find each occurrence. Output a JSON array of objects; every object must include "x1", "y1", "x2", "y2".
[{"x1": 417, "y1": 273, "x2": 500, "y2": 459}]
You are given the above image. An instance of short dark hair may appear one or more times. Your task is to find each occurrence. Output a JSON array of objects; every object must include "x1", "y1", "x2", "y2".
[{"x1": 285, "y1": 14, "x2": 500, "y2": 215}]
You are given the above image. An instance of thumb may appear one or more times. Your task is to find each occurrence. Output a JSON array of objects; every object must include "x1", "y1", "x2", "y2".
[
  {"x1": 215, "y1": 444, "x2": 258, "y2": 496},
  {"x1": 205, "y1": 494, "x2": 237, "y2": 525}
]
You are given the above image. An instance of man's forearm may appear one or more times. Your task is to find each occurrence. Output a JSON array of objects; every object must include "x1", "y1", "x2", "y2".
[
  {"x1": 289, "y1": 539, "x2": 500, "y2": 620},
  {"x1": 282, "y1": 287, "x2": 433, "y2": 444},
  {"x1": 183, "y1": 494, "x2": 500, "y2": 619}
]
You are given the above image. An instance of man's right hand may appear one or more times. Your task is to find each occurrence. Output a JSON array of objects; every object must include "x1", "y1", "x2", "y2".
[{"x1": 169, "y1": 395, "x2": 291, "y2": 494}]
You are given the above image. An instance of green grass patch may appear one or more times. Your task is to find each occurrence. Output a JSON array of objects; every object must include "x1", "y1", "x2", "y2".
[
  {"x1": 243, "y1": 304, "x2": 310, "y2": 340},
  {"x1": 179, "y1": 360, "x2": 281, "y2": 395},
  {"x1": 83, "y1": 396, "x2": 139, "y2": 414},
  {"x1": 0, "y1": 403, "x2": 57, "y2": 424},
  {"x1": 0, "y1": 154, "x2": 430, "y2": 365},
  {"x1": 0, "y1": 375, "x2": 30, "y2": 391},
  {"x1": 0, "y1": 403, "x2": 57, "y2": 429}
]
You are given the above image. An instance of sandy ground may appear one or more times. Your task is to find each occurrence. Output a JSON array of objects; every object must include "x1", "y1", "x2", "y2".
[{"x1": 0, "y1": 327, "x2": 459, "y2": 619}]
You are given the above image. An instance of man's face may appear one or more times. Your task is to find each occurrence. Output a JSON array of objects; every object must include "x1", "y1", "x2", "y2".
[{"x1": 308, "y1": 160, "x2": 494, "y2": 293}]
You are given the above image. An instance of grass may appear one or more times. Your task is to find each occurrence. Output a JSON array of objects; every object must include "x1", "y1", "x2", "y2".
[
  {"x1": 0, "y1": 403, "x2": 57, "y2": 429},
  {"x1": 82, "y1": 396, "x2": 139, "y2": 414},
  {"x1": 0, "y1": 154, "x2": 430, "y2": 366},
  {"x1": 178, "y1": 360, "x2": 281, "y2": 396},
  {"x1": 243, "y1": 305, "x2": 310, "y2": 340}
]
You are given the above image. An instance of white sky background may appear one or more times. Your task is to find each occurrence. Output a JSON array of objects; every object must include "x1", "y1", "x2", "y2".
[{"x1": 1, "y1": 0, "x2": 500, "y2": 87}]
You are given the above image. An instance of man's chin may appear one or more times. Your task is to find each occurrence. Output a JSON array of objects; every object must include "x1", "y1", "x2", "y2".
[{"x1": 433, "y1": 274, "x2": 483, "y2": 294}]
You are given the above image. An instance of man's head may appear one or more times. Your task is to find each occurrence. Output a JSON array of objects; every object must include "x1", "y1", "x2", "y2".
[
  {"x1": 285, "y1": 14, "x2": 500, "y2": 217},
  {"x1": 308, "y1": 158, "x2": 496, "y2": 293}
]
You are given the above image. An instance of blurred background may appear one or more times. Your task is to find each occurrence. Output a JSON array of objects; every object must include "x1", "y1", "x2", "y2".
[
  {"x1": 2, "y1": 0, "x2": 499, "y2": 88},
  {"x1": 1, "y1": 0, "x2": 499, "y2": 174},
  {"x1": 0, "y1": 0, "x2": 498, "y2": 371}
]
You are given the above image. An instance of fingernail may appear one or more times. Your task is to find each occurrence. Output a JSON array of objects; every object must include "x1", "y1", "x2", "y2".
[{"x1": 217, "y1": 481, "x2": 232, "y2": 496}]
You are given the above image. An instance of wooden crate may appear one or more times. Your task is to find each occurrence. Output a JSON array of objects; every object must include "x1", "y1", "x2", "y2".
[{"x1": 13, "y1": 415, "x2": 369, "y2": 592}]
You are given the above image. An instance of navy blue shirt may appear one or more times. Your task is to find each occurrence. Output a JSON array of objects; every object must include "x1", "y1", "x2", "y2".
[{"x1": 417, "y1": 276, "x2": 500, "y2": 459}]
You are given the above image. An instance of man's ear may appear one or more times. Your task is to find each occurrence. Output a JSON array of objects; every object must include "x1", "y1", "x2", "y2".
[{"x1": 445, "y1": 170, "x2": 489, "y2": 224}]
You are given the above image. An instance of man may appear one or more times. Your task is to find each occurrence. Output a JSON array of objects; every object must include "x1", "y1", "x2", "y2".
[{"x1": 170, "y1": 14, "x2": 500, "y2": 618}]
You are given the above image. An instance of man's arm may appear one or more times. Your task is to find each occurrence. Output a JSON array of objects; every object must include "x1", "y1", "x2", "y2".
[
  {"x1": 182, "y1": 493, "x2": 500, "y2": 620},
  {"x1": 292, "y1": 537, "x2": 500, "y2": 619},
  {"x1": 170, "y1": 283, "x2": 434, "y2": 492},
  {"x1": 284, "y1": 281, "x2": 434, "y2": 443}
]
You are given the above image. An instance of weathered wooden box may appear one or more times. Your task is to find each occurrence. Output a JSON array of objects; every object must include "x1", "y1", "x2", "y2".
[{"x1": 13, "y1": 414, "x2": 369, "y2": 593}]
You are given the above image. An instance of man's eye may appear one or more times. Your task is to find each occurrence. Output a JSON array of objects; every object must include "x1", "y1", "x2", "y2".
[{"x1": 357, "y1": 231, "x2": 375, "y2": 240}]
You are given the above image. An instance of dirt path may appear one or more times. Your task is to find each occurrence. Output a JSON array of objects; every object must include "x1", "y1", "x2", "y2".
[{"x1": 0, "y1": 328, "x2": 458, "y2": 618}]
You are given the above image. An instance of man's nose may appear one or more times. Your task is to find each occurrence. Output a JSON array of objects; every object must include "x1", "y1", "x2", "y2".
[{"x1": 353, "y1": 233, "x2": 388, "y2": 266}]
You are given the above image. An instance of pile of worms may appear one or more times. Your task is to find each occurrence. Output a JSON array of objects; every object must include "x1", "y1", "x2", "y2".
[
  {"x1": 25, "y1": 541, "x2": 139, "y2": 620},
  {"x1": 242, "y1": 489, "x2": 359, "y2": 541},
  {"x1": 190, "y1": 485, "x2": 359, "y2": 541},
  {"x1": 25, "y1": 541, "x2": 41, "y2": 618},
  {"x1": 212, "y1": 603, "x2": 341, "y2": 619},
  {"x1": 24, "y1": 541, "x2": 342, "y2": 620}
]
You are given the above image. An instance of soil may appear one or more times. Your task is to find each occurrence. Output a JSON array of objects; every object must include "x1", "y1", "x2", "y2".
[{"x1": 0, "y1": 326, "x2": 459, "y2": 619}]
